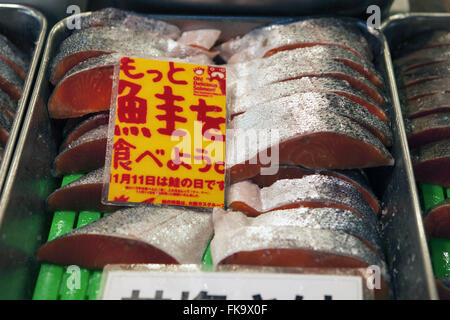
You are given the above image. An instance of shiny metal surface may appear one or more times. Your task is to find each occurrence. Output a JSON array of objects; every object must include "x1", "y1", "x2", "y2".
[
  {"x1": 0, "y1": 5, "x2": 46, "y2": 197},
  {"x1": 0, "y1": 11, "x2": 433, "y2": 299},
  {"x1": 379, "y1": 13, "x2": 450, "y2": 300}
]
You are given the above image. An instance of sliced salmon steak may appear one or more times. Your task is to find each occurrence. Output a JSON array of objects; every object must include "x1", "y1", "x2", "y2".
[
  {"x1": 47, "y1": 167, "x2": 116, "y2": 212},
  {"x1": 400, "y1": 61, "x2": 450, "y2": 88},
  {"x1": 50, "y1": 26, "x2": 215, "y2": 85},
  {"x1": 423, "y1": 198, "x2": 450, "y2": 239},
  {"x1": 53, "y1": 125, "x2": 107, "y2": 176},
  {"x1": 219, "y1": 17, "x2": 372, "y2": 63},
  {"x1": 79, "y1": 7, "x2": 181, "y2": 39},
  {"x1": 210, "y1": 209, "x2": 390, "y2": 298},
  {"x1": 0, "y1": 106, "x2": 13, "y2": 147},
  {"x1": 405, "y1": 112, "x2": 450, "y2": 148},
  {"x1": 395, "y1": 46, "x2": 450, "y2": 73},
  {"x1": 231, "y1": 92, "x2": 392, "y2": 146},
  {"x1": 404, "y1": 76, "x2": 450, "y2": 101},
  {"x1": 0, "y1": 58, "x2": 23, "y2": 101},
  {"x1": 247, "y1": 166, "x2": 380, "y2": 214},
  {"x1": 213, "y1": 207, "x2": 382, "y2": 255},
  {"x1": 226, "y1": 99, "x2": 394, "y2": 182},
  {"x1": 227, "y1": 175, "x2": 378, "y2": 225},
  {"x1": 230, "y1": 77, "x2": 387, "y2": 122},
  {"x1": 228, "y1": 46, "x2": 383, "y2": 88},
  {"x1": 37, "y1": 206, "x2": 213, "y2": 269},
  {"x1": 0, "y1": 88, "x2": 17, "y2": 116},
  {"x1": 48, "y1": 53, "x2": 213, "y2": 119},
  {"x1": 411, "y1": 139, "x2": 450, "y2": 188},
  {"x1": 229, "y1": 59, "x2": 386, "y2": 106},
  {"x1": 62, "y1": 113, "x2": 109, "y2": 149},
  {"x1": 0, "y1": 34, "x2": 29, "y2": 79},
  {"x1": 403, "y1": 92, "x2": 450, "y2": 119},
  {"x1": 48, "y1": 54, "x2": 116, "y2": 119}
]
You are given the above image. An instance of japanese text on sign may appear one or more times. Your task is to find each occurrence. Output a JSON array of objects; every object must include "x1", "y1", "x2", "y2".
[{"x1": 105, "y1": 57, "x2": 226, "y2": 208}]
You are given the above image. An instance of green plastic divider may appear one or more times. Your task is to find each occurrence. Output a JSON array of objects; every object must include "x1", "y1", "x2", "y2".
[
  {"x1": 420, "y1": 183, "x2": 445, "y2": 211},
  {"x1": 429, "y1": 238, "x2": 450, "y2": 278},
  {"x1": 419, "y1": 182, "x2": 449, "y2": 285},
  {"x1": 32, "y1": 211, "x2": 76, "y2": 300},
  {"x1": 33, "y1": 173, "x2": 215, "y2": 299},
  {"x1": 202, "y1": 243, "x2": 213, "y2": 266},
  {"x1": 59, "y1": 211, "x2": 101, "y2": 300}
]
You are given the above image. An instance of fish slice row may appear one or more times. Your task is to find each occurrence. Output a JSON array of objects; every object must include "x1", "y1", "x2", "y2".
[
  {"x1": 394, "y1": 30, "x2": 450, "y2": 188},
  {"x1": 38, "y1": 9, "x2": 225, "y2": 270},
  {"x1": 222, "y1": 19, "x2": 394, "y2": 181},
  {"x1": 48, "y1": 7, "x2": 222, "y2": 119},
  {"x1": 0, "y1": 32, "x2": 29, "y2": 160},
  {"x1": 212, "y1": 18, "x2": 391, "y2": 297}
]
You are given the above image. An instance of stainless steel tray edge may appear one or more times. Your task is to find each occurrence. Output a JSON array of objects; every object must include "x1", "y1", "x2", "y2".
[
  {"x1": 377, "y1": 26, "x2": 438, "y2": 300},
  {"x1": 379, "y1": 12, "x2": 450, "y2": 300},
  {"x1": 0, "y1": 4, "x2": 47, "y2": 198},
  {"x1": 0, "y1": 11, "x2": 436, "y2": 299}
]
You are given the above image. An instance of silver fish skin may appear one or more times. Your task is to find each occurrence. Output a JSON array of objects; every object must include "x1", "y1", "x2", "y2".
[
  {"x1": 395, "y1": 46, "x2": 450, "y2": 70},
  {"x1": 411, "y1": 139, "x2": 450, "y2": 188},
  {"x1": 411, "y1": 139, "x2": 450, "y2": 164},
  {"x1": 0, "y1": 58, "x2": 23, "y2": 101},
  {"x1": 405, "y1": 113, "x2": 450, "y2": 148},
  {"x1": 226, "y1": 101, "x2": 394, "y2": 171},
  {"x1": 0, "y1": 88, "x2": 17, "y2": 116},
  {"x1": 402, "y1": 92, "x2": 450, "y2": 119},
  {"x1": 50, "y1": 26, "x2": 214, "y2": 84},
  {"x1": 37, "y1": 206, "x2": 213, "y2": 268},
  {"x1": 60, "y1": 52, "x2": 213, "y2": 85},
  {"x1": 404, "y1": 76, "x2": 450, "y2": 100},
  {"x1": 219, "y1": 18, "x2": 371, "y2": 62},
  {"x1": 230, "y1": 76, "x2": 381, "y2": 113},
  {"x1": 60, "y1": 124, "x2": 107, "y2": 153},
  {"x1": 47, "y1": 167, "x2": 117, "y2": 212},
  {"x1": 61, "y1": 167, "x2": 104, "y2": 189},
  {"x1": 227, "y1": 175, "x2": 378, "y2": 225},
  {"x1": 0, "y1": 33, "x2": 29, "y2": 75},
  {"x1": 210, "y1": 209, "x2": 389, "y2": 281},
  {"x1": 227, "y1": 45, "x2": 382, "y2": 87},
  {"x1": 79, "y1": 7, "x2": 181, "y2": 39},
  {"x1": 231, "y1": 92, "x2": 392, "y2": 146},
  {"x1": 228, "y1": 59, "x2": 386, "y2": 106},
  {"x1": 400, "y1": 61, "x2": 450, "y2": 87},
  {"x1": 213, "y1": 207, "x2": 383, "y2": 255}
]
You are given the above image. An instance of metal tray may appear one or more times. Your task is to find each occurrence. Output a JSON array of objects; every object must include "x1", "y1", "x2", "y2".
[
  {"x1": 0, "y1": 11, "x2": 435, "y2": 299},
  {"x1": 0, "y1": 4, "x2": 46, "y2": 196},
  {"x1": 380, "y1": 12, "x2": 450, "y2": 300},
  {"x1": 99, "y1": 0, "x2": 394, "y2": 18}
]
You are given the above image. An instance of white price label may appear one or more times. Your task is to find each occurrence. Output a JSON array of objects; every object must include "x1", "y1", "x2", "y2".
[{"x1": 100, "y1": 265, "x2": 364, "y2": 300}]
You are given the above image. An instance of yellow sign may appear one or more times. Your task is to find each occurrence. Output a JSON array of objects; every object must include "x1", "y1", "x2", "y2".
[{"x1": 106, "y1": 57, "x2": 226, "y2": 208}]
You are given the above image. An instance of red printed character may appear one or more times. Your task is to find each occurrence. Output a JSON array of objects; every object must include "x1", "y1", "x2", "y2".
[
  {"x1": 120, "y1": 57, "x2": 144, "y2": 79},
  {"x1": 155, "y1": 86, "x2": 187, "y2": 137},
  {"x1": 190, "y1": 99, "x2": 225, "y2": 140},
  {"x1": 168, "y1": 62, "x2": 187, "y2": 85},
  {"x1": 118, "y1": 79, "x2": 147, "y2": 124},
  {"x1": 135, "y1": 149, "x2": 165, "y2": 167},
  {"x1": 113, "y1": 138, "x2": 136, "y2": 170},
  {"x1": 194, "y1": 148, "x2": 211, "y2": 173}
]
